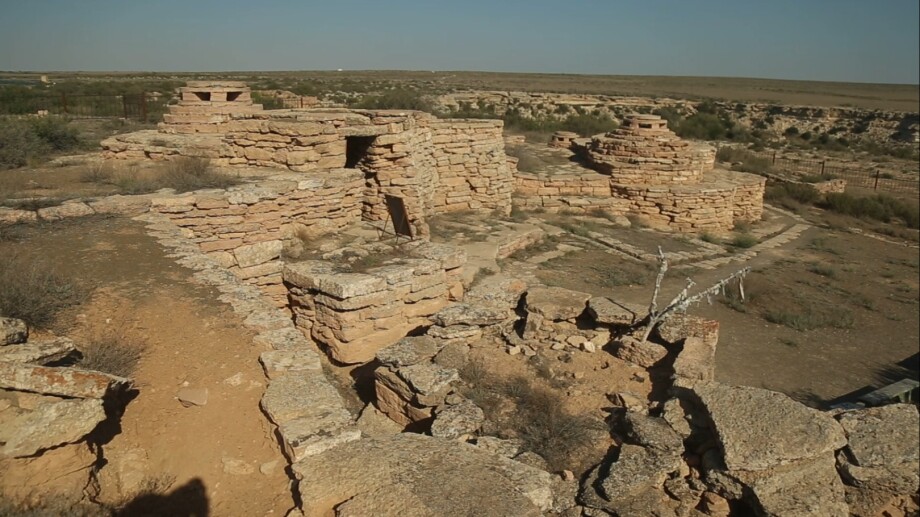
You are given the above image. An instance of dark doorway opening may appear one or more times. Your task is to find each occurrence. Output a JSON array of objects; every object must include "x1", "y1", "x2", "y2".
[
  {"x1": 345, "y1": 136, "x2": 375, "y2": 169},
  {"x1": 193, "y1": 92, "x2": 211, "y2": 101}
]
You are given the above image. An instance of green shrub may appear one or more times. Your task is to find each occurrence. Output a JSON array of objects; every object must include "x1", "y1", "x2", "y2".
[
  {"x1": 729, "y1": 233, "x2": 758, "y2": 249},
  {"x1": 676, "y1": 112, "x2": 730, "y2": 140},
  {"x1": 558, "y1": 113, "x2": 618, "y2": 136},
  {"x1": 354, "y1": 88, "x2": 433, "y2": 112},
  {"x1": 0, "y1": 116, "x2": 82, "y2": 169},
  {"x1": 0, "y1": 119, "x2": 50, "y2": 169},
  {"x1": 715, "y1": 147, "x2": 773, "y2": 175},
  {"x1": 29, "y1": 116, "x2": 80, "y2": 151}
]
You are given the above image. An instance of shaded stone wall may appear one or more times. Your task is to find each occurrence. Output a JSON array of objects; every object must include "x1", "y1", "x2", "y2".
[
  {"x1": 428, "y1": 119, "x2": 512, "y2": 215},
  {"x1": 149, "y1": 170, "x2": 364, "y2": 304}
]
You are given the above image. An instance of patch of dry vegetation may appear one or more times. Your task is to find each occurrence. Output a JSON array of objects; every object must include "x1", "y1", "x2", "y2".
[
  {"x1": 460, "y1": 360, "x2": 603, "y2": 472},
  {"x1": 0, "y1": 253, "x2": 87, "y2": 328}
]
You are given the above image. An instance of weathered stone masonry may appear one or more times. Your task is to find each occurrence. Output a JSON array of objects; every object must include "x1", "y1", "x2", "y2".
[{"x1": 514, "y1": 114, "x2": 765, "y2": 233}]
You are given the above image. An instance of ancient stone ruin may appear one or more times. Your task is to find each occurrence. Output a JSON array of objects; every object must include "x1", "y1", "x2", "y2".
[
  {"x1": 515, "y1": 114, "x2": 766, "y2": 233},
  {"x1": 159, "y1": 80, "x2": 264, "y2": 134},
  {"x1": 3, "y1": 81, "x2": 917, "y2": 516}
]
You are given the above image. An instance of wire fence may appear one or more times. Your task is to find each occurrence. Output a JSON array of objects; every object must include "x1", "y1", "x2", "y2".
[
  {"x1": 745, "y1": 149, "x2": 919, "y2": 196},
  {"x1": 0, "y1": 92, "x2": 171, "y2": 122}
]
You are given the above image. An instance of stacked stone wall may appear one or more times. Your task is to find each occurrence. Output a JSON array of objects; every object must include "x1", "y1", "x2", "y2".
[
  {"x1": 427, "y1": 119, "x2": 513, "y2": 215},
  {"x1": 149, "y1": 170, "x2": 364, "y2": 304},
  {"x1": 283, "y1": 243, "x2": 465, "y2": 364}
]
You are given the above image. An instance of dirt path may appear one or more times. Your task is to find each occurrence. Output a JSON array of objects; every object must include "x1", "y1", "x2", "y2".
[{"x1": 1, "y1": 217, "x2": 292, "y2": 515}]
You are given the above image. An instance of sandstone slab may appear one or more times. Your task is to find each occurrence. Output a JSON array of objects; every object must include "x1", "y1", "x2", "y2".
[
  {"x1": 430, "y1": 399, "x2": 484, "y2": 439},
  {"x1": 688, "y1": 381, "x2": 846, "y2": 471},
  {"x1": 0, "y1": 398, "x2": 105, "y2": 458},
  {"x1": 0, "y1": 363, "x2": 131, "y2": 399},
  {"x1": 526, "y1": 286, "x2": 590, "y2": 321},
  {"x1": 429, "y1": 303, "x2": 507, "y2": 327},
  {"x1": 292, "y1": 434, "x2": 553, "y2": 516},
  {"x1": 614, "y1": 336, "x2": 668, "y2": 368}
]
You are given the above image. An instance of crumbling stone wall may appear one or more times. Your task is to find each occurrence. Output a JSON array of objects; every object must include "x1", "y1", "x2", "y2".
[
  {"x1": 513, "y1": 115, "x2": 765, "y2": 232},
  {"x1": 149, "y1": 170, "x2": 364, "y2": 304},
  {"x1": 214, "y1": 110, "x2": 512, "y2": 236},
  {"x1": 283, "y1": 242, "x2": 465, "y2": 364}
]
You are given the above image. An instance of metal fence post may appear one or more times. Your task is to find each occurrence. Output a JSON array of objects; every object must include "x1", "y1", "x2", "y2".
[
  {"x1": 874, "y1": 170, "x2": 880, "y2": 190},
  {"x1": 820, "y1": 161, "x2": 826, "y2": 176},
  {"x1": 772, "y1": 151, "x2": 776, "y2": 164},
  {"x1": 122, "y1": 95, "x2": 128, "y2": 120},
  {"x1": 141, "y1": 92, "x2": 148, "y2": 123},
  {"x1": 60, "y1": 92, "x2": 68, "y2": 114}
]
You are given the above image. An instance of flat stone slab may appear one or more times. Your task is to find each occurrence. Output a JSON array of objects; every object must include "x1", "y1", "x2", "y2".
[
  {"x1": 837, "y1": 404, "x2": 919, "y2": 469},
  {"x1": 587, "y1": 297, "x2": 640, "y2": 325},
  {"x1": 0, "y1": 337, "x2": 76, "y2": 364},
  {"x1": 0, "y1": 362, "x2": 131, "y2": 399},
  {"x1": 278, "y1": 409, "x2": 361, "y2": 462},
  {"x1": 688, "y1": 381, "x2": 846, "y2": 471},
  {"x1": 375, "y1": 336, "x2": 441, "y2": 368},
  {"x1": 525, "y1": 286, "x2": 590, "y2": 321},
  {"x1": 252, "y1": 327, "x2": 313, "y2": 351},
  {"x1": 284, "y1": 261, "x2": 386, "y2": 299},
  {"x1": 465, "y1": 275, "x2": 528, "y2": 311},
  {"x1": 672, "y1": 336, "x2": 716, "y2": 382},
  {"x1": 614, "y1": 336, "x2": 668, "y2": 368},
  {"x1": 836, "y1": 404, "x2": 919, "y2": 495},
  {"x1": 599, "y1": 444, "x2": 682, "y2": 503},
  {"x1": 431, "y1": 399, "x2": 485, "y2": 440},
  {"x1": 0, "y1": 398, "x2": 106, "y2": 458},
  {"x1": 260, "y1": 372, "x2": 352, "y2": 426},
  {"x1": 259, "y1": 349, "x2": 322, "y2": 379},
  {"x1": 397, "y1": 362, "x2": 458, "y2": 396},
  {"x1": 292, "y1": 434, "x2": 553, "y2": 516},
  {"x1": 429, "y1": 304, "x2": 507, "y2": 327}
]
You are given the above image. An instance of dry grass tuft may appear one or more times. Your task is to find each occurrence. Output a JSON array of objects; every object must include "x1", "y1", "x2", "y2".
[{"x1": 0, "y1": 253, "x2": 87, "y2": 328}]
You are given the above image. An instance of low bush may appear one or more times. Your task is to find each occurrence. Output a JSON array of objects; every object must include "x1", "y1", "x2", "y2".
[
  {"x1": 729, "y1": 233, "x2": 758, "y2": 249},
  {"x1": 715, "y1": 147, "x2": 773, "y2": 174},
  {"x1": 0, "y1": 253, "x2": 87, "y2": 328},
  {"x1": 0, "y1": 116, "x2": 82, "y2": 169},
  {"x1": 353, "y1": 88, "x2": 434, "y2": 112},
  {"x1": 764, "y1": 182, "x2": 821, "y2": 207},
  {"x1": 158, "y1": 158, "x2": 240, "y2": 193},
  {"x1": 764, "y1": 305, "x2": 854, "y2": 331},
  {"x1": 821, "y1": 193, "x2": 919, "y2": 229},
  {"x1": 460, "y1": 363, "x2": 600, "y2": 471},
  {"x1": 98, "y1": 158, "x2": 241, "y2": 195},
  {"x1": 807, "y1": 263, "x2": 837, "y2": 278},
  {"x1": 78, "y1": 327, "x2": 146, "y2": 377}
]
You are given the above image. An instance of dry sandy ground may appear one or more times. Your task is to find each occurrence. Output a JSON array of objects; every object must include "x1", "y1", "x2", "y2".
[{"x1": 1, "y1": 217, "x2": 292, "y2": 515}]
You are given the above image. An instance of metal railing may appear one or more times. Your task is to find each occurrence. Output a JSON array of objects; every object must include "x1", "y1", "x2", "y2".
[{"x1": 0, "y1": 92, "x2": 170, "y2": 122}]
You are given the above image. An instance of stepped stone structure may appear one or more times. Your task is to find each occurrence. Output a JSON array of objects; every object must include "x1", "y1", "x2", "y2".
[
  {"x1": 515, "y1": 114, "x2": 765, "y2": 232},
  {"x1": 159, "y1": 81, "x2": 264, "y2": 134}
]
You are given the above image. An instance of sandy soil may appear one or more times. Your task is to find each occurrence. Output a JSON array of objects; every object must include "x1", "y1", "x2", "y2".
[{"x1": 1, "y1": 217, "x2": 293, "y2": 515}]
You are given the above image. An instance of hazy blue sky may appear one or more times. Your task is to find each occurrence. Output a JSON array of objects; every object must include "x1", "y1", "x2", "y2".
[{"x1": 1, "y1": 0, "x2": 918, "y2": 84}]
